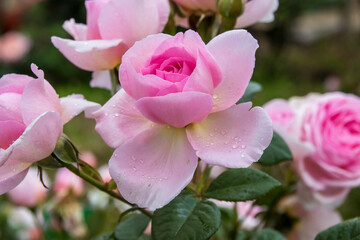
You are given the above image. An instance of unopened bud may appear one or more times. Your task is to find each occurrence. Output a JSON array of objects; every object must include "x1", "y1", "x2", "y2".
[{"x1": 217, "y1": 0, "x2": 244, "y2": 19}]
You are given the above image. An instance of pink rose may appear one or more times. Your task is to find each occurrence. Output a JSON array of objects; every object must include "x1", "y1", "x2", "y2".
[
  {"x1": 281, "y1": 196, "x2": 342, "y2": 240},
  {"x1": 173, "y1": 0, "x2": 278, "y2": 28},
  {"x1": 94, "y1": 29, "x2": 273, "y2": 210},
  {"x1": 8, "y1": 167, "x2": 49, "y2": 207},
  {"x1": 54, "y1": 168, "x2": 84, "y2": 197},
  {"x1": 265, "y1": 92, "x2": 360, "y2": 206},
  {"x1": 0, "y1": 64, "x2": 99, "y2": 194},
  {"x1": 51, "y1": 0, "x2": 170, "y2": 89},
  {"x1": 0, "y1": 31, "x2": 32, "y2": 63}
]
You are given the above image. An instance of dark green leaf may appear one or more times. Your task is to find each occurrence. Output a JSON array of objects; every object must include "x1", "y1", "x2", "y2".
[
  {"x1": 53, "y1": 135, "x2": 79, "y2": 164},
  {"x1": 315, "y1": 218, "x2": 360, "y2": 240},
  {"x1": 152, "y1": 193, "x2": 221, "y2": 240},
  {"x1": 95, "y1": 233, "x2": 116, "y2": 240},
  {"x1": 114, "y1": 214, "x2": 150, "y2": 240},
  {"x1": 258, "y1": 132, "x2": 292, "y2": 166},
  {"x1": 253, "y1": 229, "x2": 286, "y2": 240},
  {"x1": 237, "y1": 82, "x2": 262, "y2": 104},
  {"x1": 204, "y1": 168, "x2": 281, "y2": 201}
]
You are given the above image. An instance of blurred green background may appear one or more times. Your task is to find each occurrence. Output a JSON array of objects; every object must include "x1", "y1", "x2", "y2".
[{"x1": 0, "y1": 0, "x2": 360, "y2": 232}]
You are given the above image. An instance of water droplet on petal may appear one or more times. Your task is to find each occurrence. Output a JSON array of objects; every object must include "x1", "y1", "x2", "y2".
[
  {"x1": 232, "y1": 144, "x2": 238, "y2": 149},
  {"x1": 241, "y1": 154, "x2": 245, "y2": 158},
  {"x1": 114, "y1": 113, "x2": 119, "y2": 117},
  {"x1": 131, "y1": 155, "x2": 136, "y2": 161},
  {"x1": 241, "y1": 145, "x2": 246, "y2": 149},
  {"x1": 213, "y1": 94, "x2": 218, "y2": 99}
]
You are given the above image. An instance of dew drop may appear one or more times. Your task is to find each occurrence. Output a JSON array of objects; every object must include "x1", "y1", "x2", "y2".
[
  {"x1": 210, "y1": 142, "x2": 215, "y2": 146},
  {"x1": 241, "y1": 144, "x2": 246, "y2": 149},
  {"x1": 224, "y1": 141, "x2": 229, "y2": 145},
  {"x1": 164, "y1": 177, "x2": 168, "y2": 180},
  {"x1": 234, "y1": 136, "x2": 239, "y2": 141},
  {"x1": 131, "y1": 155, "x2": 136, "y2": 161},
  {"x1": 241, "y1": 154, "x2": 245, "y2": 158},
  {"x1": 140, "y1": 159, "x2": 144, "y2": 164},
  {"x1": 114, "y1": 113, "x2": 119, "y2": 117},
  {"x1": 213, "y1": 94, "x2": 218, "y2": 99},
  {"x1": 221, "y1": 130, "x2": 226, "y2": 135},
  {"x1": 132, "y1": 167, "x2": 136, "y2": 171},
  {"x1": 232, "y1": 144, "x2": 238, "y2": 149},
  {"x1": 159, "y1": 178, "x2": 163, "y2": 182},
  {"x1": 209, "y1": 133, "x2": 214, "y2": 137},
  {"x1": 104, "y1": 112, "x2": 109, "y2": 116},
  {"x1": 112, "y1": 104, "x2": 116, "y2": 108}
]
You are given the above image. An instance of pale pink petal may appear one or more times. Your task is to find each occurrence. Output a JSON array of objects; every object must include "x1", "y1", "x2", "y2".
[
  {"x1": 90, "y1": 70, "x2": 112, "y2": 90},
  {"x1": 120, "y1": 33, "x2": 171, "y2": 72},
  {"x1": 93, "y1": 89, "x2": 154, "y2": 148},
  {"x1": 62, "y1": 18, "x2": 87, "y2": 41},
  {"x1": 85, "y1": 0, "x2": 110, "y2": 40},
  {"x1": 21, "y1": 66, "x2": 62, "y2": 125},
  {"x1": 186, "y1": 103, "x2": 273, "y2": 168},
  {"x1": 0, "y1": 74, "x2": 33, "y2": 88},
  {"x1": 154, "y1": 0, "x2": 171, "y2": 32},
  {"x1": 135, "y1": 92, "x2": 213, "y2": 128},
  {"x1": 109, "y1": 126, "x2": 197, "y2": 210},
  {"x1": 60, "y1": 94, "x2": 100, "y2": 124},
  {"x1": 120, "y1": 62, "x2": 174, "y2": 99},
  {"x1": 98, "y1": 0, "x2": 169, "y2": 46},
  {"x1": 0, "y1": 167, "x2": 29, "y2": 195},
  {"x1": 183, "y1": 48, "x2": 222, "y2": 94},
  {"x1": 235, "y1": 0, "x2": 278, "y2": 28},
  {"x1": 0, "y1": 93, "x2": 23, "y2": 122},
  {"x1": 206, "y1": 30, "x2": 258, "y2": 112},
  {"x1": 51, "y1": 37, "x2": 127, "y2": 71},
  {"x1": 1, "y1": 111, "x2": 63, "y2": 166},
  {"x1": 0, "y1": 120, "x2": 26, "y2": 149}
]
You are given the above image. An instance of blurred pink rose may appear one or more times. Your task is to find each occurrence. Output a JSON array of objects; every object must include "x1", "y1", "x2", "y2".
[
  {"x1": 0, "y1": 64, "x2": 99, "y2": 195},
  {"x1": 79, "y1": 151, "x2": 97, "y2": 167},
  {"x1": 8, "y1": 167, "x2": 49, "y2": 207},
  {"x1": 264, "y1": 92, "x2": 360, "y2": 206},
  {"x1": 173, "y1": 0, "x2": 278, "y2": 28},
  {"x1": 51, "y1": 0, "x2": 170, "y2": 77},
  {"x1": 94, "y1": 29, "x2": 273, "y2": 210},
  {"x1": 8, "y1": 207, "x2": 42, "y2": 240},
  {"x1": 281, "y1": 196, "x2": 342, "y2": 240},
  {"x1": 214, "y1": 200, "x2": 264, "y2": 229},
  {"x1": 54, "y1": 168, "x2": 84, "y2": 197},
  {"x1": 0, "y1": 31, "x2": 31, "y2": 63}
]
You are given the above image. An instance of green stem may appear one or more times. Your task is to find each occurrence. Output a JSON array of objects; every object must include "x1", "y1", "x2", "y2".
[
  {"x1": 53, "y1": 154, "x2": 152, "y2": 218},
  {"x1": 110, "y1": 68, "x2": 119, "y2": 96}
]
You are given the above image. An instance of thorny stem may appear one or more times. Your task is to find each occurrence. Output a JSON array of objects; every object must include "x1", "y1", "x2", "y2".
[{"x1": 52, "y1": 154, "x2": 153, "y2": 218}]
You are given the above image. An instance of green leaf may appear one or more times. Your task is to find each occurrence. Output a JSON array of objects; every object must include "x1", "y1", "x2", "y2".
[
  {"x1": 95, "y1": 233, "x2": 116, "y2": 240},
  {"x1": 253, "y1": 229, "x2": 286, "y2": 240},
  {"x1": 258, "y1": 132, "x2": 292, "y2": 166},
  {"x1": 152, "y1": 193, "x2": 221, "y2": 240},
  {"x1": 204, "y1": 168, "x2": 281, "y2": 201},
  {"x1": 37, "y1": 155, "x2": 63, "y2": 169},
  {"x1": 315, "y1": 218, "x2": 360, "y2": 240},
  {"x1": 237, "y1": 82, "x2": 262, "y2": 104},
  {"x1": 53, "y1": 135, "x2": 79, "y2": 164},
  {"x1": 114, "y1": 214, "x2": 150, "y2": 240}
]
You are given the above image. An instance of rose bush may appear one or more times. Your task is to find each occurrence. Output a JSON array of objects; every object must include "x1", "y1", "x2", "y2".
[
  {"x1": 51, "y1": 0, "x2": 170, "y2": 89},
  {"x1": 94, "y1": 29, "x2": 273, "y2": 210},
  {"x1": 264, "y1": 92, "x2": 360, "y2": 206},
  {"x1": 0, "y1": 64, "x2": 99, "y2": 194}
]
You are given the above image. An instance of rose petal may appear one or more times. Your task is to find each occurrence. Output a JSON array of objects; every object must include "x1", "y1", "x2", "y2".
[
  {"x1": 98, "y1": 0, "x2": 169, "y2": 46},
  {"x1": 183, "y1": 48, "x2": 222, "y2": 94},
  {"x1": 0, "y1": 167, "x2": 29, "y2": 195},
  {"x1": 85, "y1": 0, "x2": 109, "y2": 40},
  {"x1": 93, "y1": 89, "x2": 154, "y2": 148},
  {"x1": 0, "y1": 93, "x2": 23, "y2": 122},
  {"x1": 51, "y1": 37, "x2": 127, "y2": 71},
  {"x1": 235, "y1": 0, "x2": 278, "y2": 28},
  {"x1": 90, "y1": 70, "x2": 112, "y2": 90},
  {"x1": 0, "y1": 74, "x2": 33, "y2": 88},
  {"x1": 0, "y1": 120, "x2": 26, "y2": 149},
  {"x1": 207, "y1": 30, "x2": 258, "y2": 112},
  {"x1": 120, "y1": 62, "x2": 174, "y2": 99},
  {"x1": 60, "y1": 94, "x2": 100, "y2": 124},
  {"x1": 120, "y1": 33, "x2": 171, "y2": 73},
  {"x1": 21, "y1": 68, "x2": 62, "y2": 126},
  {"x1": 62, "y1": 18, "x2": 87, "y2": 41},
  {"x1": 186, "y1": 103, "x2": 273, "y2": 168},
  {"x1": 135, "y1": 92, "x2": 213, "y2": 128},
  {"x1": 109, "y1": 125, "x2": 197, "y2": 210},
  {"x1": 1, "y1": 111, "x2": 63, "y2": 166}
]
